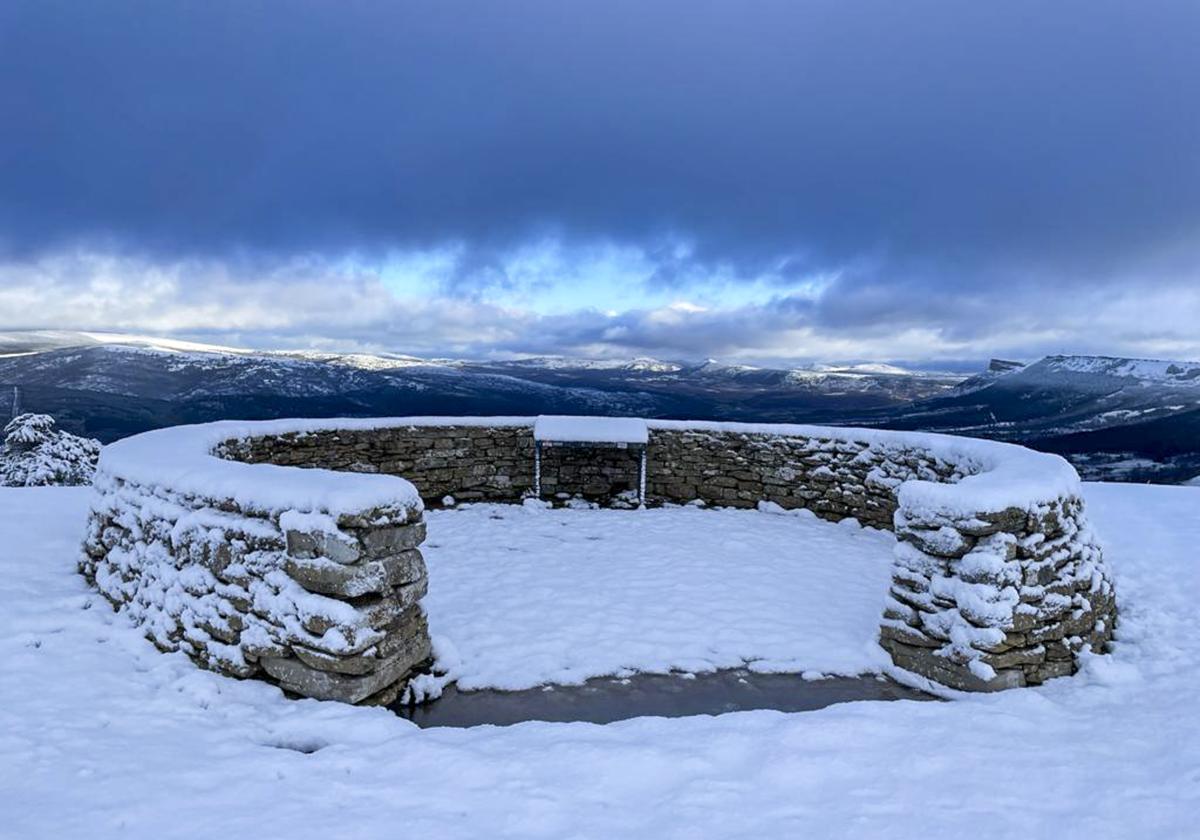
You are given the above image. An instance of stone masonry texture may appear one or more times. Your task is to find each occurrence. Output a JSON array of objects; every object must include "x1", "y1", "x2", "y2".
[{"x1": 83, "y1": 420, "x2": 1116, "y2": 698}]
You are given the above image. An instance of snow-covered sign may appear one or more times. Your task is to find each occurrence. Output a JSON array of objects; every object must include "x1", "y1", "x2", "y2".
[{"x1": 533, "y1": 415, "x2": 649, "y2": 445}]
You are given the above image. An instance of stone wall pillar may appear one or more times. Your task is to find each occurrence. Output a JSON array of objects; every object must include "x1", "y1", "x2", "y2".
[
  {"x1": 880, "y1": 497, "x2": 1116, "y2": 690},
  {"x1": 81, "y1": 478, "x2": 433, "y2": 705},
  {"x1": 263, "y1": 507, "x2": 432, "y2": 703}
]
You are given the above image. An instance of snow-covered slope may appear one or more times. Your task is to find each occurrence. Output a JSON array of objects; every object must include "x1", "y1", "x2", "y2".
[
  {"x1": 488, "y1": 356, "x2": 684, "y2": 373},
  {"x1": 0, "y1": 329, "x2": 251, "y2": 356},
  {"x1": 871, "y1": 353, "x2": 1200, "y2": 482},
  {"x1": 1042, "y1": 354, "x2": 1200, "y2": 384},
  {"x1": 958, "y1": 353, "x2": 1200, "y2": 403},
  {"x1": 472, "y1": 356, "x2": 963, "y2": 412}
]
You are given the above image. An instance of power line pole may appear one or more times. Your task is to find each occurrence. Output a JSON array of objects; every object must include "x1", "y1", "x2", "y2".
[{"x1": 10, "y1": 385, "x2": 19, "y2": 420}]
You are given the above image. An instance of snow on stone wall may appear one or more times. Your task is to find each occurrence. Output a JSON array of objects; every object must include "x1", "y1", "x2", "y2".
[
  {"x1": 82, "y1": 416, "x2": 1116, "y2": 695},
  {"x1": 81, "y1": 424, "x2": 432, "y2": 704},
  {"x1": 220, "y1": 421, "x2": 535, "y2": 503},
  {"x1": 644, "y1": 424, "x2": 1116, "y2": 689},
  {"x1": 883, "y1": 493, "x2": 1114, "y2": 690},
  {"x1": 1, "y1": 413, "x2": 100, "y2": 487}
]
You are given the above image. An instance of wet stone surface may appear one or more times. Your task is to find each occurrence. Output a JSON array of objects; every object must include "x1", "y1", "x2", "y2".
[{"x1": 391, "y1": 669, "x2": 934, "y2": 728}]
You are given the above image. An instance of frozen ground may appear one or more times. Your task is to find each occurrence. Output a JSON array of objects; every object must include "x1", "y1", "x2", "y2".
[
  {"x1": 420, "y1": 501, "x2": 895, "y2": 690},
  {"x1": 1, "y1": 484, "x2": 1198, "y2": 838}
]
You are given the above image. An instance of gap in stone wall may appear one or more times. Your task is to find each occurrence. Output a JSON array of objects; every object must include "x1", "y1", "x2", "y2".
[{"x1": 539, "y1": 445, "x2": 642, "y2": 501}]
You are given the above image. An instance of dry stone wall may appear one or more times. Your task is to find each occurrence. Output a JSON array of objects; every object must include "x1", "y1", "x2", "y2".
[
  {"x1": 539, "y1": 445, "x2": 644, "y2": 503},
  {"x1": 81, "y1": 461, "x2": 432, "y2": 704},
  {"x1": 221, "y1": 424, "x2": 535, "y2": 503},
  {"x1": 645, "y1": 428, "x2": 962, "y2": 526},
  {"x1": 82, "y1": 416, "x2": 1117, "y2": 698},
  {"x1": 644, "y1": 426, "x2": 1115, "y2": 689},
  {"x1": 219, "y1": 423, "x2": 958, "y2": 522},
  {"x1": 881, "y1": 494, "x2": 1115, "y2": 690}
]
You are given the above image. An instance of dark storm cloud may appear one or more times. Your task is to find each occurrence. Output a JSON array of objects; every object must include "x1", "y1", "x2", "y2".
[{"x1": 3, "y1": 0, "x2": 1198, "y2": 287}]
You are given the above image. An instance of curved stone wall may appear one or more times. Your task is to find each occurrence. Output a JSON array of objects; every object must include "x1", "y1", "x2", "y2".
[
  {"x1": 80, "y1": 426, "x2": 433, "y2": 704},
  {"x1": 82, "y1": 416, "x2": 1117, "y2": 697}
]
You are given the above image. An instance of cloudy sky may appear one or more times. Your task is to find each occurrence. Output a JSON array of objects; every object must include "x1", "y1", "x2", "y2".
[{"x1": 2, "y1": 1, "x2": 1198, "y2": 366}]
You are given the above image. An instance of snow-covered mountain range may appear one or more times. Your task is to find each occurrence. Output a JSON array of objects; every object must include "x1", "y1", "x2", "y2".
[
  {"x1": 866, "y1": 354, "x2": 1200, "y2": 482},
  {"x1": 0, "y1": 331, "x2": 961, "y2": 440},
  {"x1": 1, "y1": 331, "x2": 1198, "y2": 482}
]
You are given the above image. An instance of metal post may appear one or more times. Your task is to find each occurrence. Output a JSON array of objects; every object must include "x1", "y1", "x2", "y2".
[
  {"x1": 534, "y1": 440, "x2": 542, "y2": 499},
  {"x1": 638, "y1": 447, "x2": 647, "y2": 507}
]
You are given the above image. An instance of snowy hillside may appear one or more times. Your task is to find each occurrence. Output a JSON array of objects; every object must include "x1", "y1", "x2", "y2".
[
  {"x1": 903, "y1": 353, "x2": 1200, "y2": 428},
  {"x1": 0, "y1": 329, "x2": 251, "y2": 356},
  {"x1": 1042, "y1": 354, "x2": 1200, "y2": 384},
  {"x1": 1, "y1": 482, "x2": 1198, "y2": 837},
  {"x1": 0, "y1": 331, "x2": 962, "y2": 441},
  {"x1": 4, "y1": 331, "x2": 1200, "y2": 483},
  {"x1": 872, "y1": 354, "x2": 1200, "y2": 482}
]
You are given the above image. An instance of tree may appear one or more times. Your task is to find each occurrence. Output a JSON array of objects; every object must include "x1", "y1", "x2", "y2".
[{"x1": 0, "y1": 413, "x2": 101, "y2": 487}]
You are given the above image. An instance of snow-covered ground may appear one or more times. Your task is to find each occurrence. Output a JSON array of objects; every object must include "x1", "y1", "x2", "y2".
[
  {"x1": 421, "y1": 502, "x2": 894, "y2": 690},
  {"x1": 2, "y1": 484, "x2": 1198, "y2": 837}
]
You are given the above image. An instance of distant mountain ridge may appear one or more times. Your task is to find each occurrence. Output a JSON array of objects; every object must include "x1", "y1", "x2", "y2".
[
  {"x1": 1, "y1": 332, "x2": 1197, "y2": 483},
  {"x1": 865, "y1": 353, "x2": 1200, "y2": 483},
  {"x1": 0, "y1": 331, "x2": 961, "y2": 442}
]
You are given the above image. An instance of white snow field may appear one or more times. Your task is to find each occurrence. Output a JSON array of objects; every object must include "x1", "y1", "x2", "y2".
[
  {"x1": 420, "y1": 501, "x2": 895, "y2": 691},
  {"x1": 1, "y1": 483, "x2": 1198, "y2": 838}
]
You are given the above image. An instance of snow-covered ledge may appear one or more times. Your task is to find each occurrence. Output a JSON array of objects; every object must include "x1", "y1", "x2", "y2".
[{"x1": 81, "y1": 416, "x2": 1116, "y2": 697}]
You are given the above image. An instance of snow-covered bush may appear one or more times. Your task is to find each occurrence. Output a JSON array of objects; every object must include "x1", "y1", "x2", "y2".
[{"x1": 0, "y1": 413, "x2": 100, "y2": 487}]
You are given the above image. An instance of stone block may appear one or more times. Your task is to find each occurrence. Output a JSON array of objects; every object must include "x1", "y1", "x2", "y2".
[
  {"x1": 285, "y1": 549, "x2": 426, "y2": 597},
  {"x1": 336, "y1": 503, "x2": 420, "y2": 529},
  {"x1": 1025, "y1": 658, "x2": 1074, "y2": 684},
  {"x1": 294, "y1": 618, "x2": 429, "y2": 676},
  {"x1": 981, "y1": 644, "x2": 1046, "y2": 670},
  {"x1": 883, "y1": 639, "x2": 1026, "y2": 691},
  {"x1": 261, "y1": 636, "x2": 431, "y2": 703},
  {"x1": 285, "y1": 528, "x2": 361, "y2": 565},
  {"x1": 361, "y1": 577, "x2": 430, "y2": 629},
  {"x1": 957, "y1": 507, "x2": 1028, "y2": 537},
  {"x1": 904, "y1": 526, "x2": 973, "y2": 558},
  {"x1": 879, "y1": 622, "x2": 940, "y2": 648}
]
